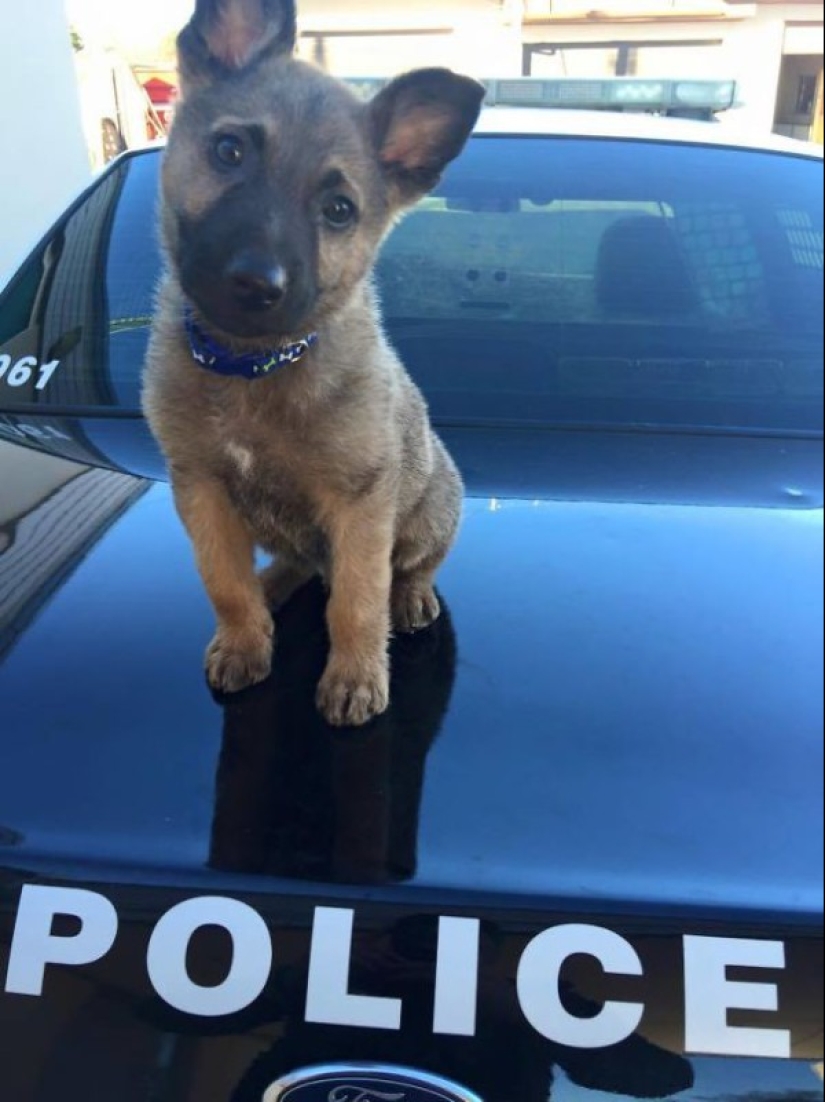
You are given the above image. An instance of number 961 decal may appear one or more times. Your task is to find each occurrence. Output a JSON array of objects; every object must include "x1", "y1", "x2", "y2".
[{"x1": 0, "y1": 354, "x2": 61, "y2": 391}]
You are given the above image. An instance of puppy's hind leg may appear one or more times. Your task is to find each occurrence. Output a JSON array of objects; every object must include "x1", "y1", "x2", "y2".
[
  {"x1": 392, "y1": 441, "x2": 462, "y2": 634},
  {"x1": 391, "y1": 569, "x2": 441, "y2": 634}
]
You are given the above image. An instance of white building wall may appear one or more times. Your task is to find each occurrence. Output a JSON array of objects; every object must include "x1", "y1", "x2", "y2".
[
  {"x1": 0, "y1": 0, "x2": 91, "y2": 284},
  {"x1": 720, "y1": 4, "x2": 822, "y2": 131},
  {"x1": 299, "y1": 0, "x2": 821, "y2": 136},
  {"x1": 523, "y1": 6, "x2": 821, "y2": 132},
  {"x1": 298, "y1": 0, "x2": 525, "y2": 76},
  {"x1": 721, "y1": 13, "x2": 786, "y2": 130}
]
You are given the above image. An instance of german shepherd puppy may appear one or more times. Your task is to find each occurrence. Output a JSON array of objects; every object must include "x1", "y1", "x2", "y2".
[{"x1": 142, "y1": 0, "x2": 484, "y2": 726}]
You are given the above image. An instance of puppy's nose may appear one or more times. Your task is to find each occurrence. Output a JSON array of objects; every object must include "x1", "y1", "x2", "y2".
[{"x1": 226, "y1": 255, "x2": 288, "y2": 310}]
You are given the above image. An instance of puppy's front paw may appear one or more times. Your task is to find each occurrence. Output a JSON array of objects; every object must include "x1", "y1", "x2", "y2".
[
  {"x1": 205, "y1": 619, "x2": 274, "y2": 693},
  {"x1": 316, "y1": 658, "x2": 389, "y2": 727}
]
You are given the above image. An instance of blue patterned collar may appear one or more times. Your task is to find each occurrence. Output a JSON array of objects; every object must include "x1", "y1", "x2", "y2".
[{"x1": 184, "y1": 309, "x2": 318, "y2": 380}]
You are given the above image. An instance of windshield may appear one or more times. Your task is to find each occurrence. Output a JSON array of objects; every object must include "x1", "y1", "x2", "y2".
[{"x1": 0, "y1": 136, "x2": 822, "y2": 434}]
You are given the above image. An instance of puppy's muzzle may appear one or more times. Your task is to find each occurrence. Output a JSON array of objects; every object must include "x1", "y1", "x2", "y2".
[{"x1": 226, "y1": 252, "x2": 288, "y2": 313}]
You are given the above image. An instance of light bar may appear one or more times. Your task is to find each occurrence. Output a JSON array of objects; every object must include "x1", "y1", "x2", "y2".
[{"x1": 344, "y1": 77, "x2": 738, "y2": 115}]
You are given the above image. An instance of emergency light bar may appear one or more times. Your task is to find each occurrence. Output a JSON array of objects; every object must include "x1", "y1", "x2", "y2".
[{"x1": 344, "y1": 77, "x2": 738, "y2": 117}]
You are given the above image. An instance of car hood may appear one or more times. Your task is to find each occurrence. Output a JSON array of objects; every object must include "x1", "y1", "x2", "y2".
[{"x1": 0, "y1": 418, "x2": 822, "y2": 920}]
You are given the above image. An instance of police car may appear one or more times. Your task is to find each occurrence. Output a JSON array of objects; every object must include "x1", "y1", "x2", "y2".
[{"x1": 0, "y1": 78, "x2": 822, "y2": 1102}]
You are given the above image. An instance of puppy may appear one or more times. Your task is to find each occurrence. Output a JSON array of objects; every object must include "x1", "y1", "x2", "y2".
[{"x1": 142, "y1": 0, "x2": 484, "y2": 726}]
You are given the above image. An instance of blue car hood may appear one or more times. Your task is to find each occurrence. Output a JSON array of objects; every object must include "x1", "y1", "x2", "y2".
[{"x1": 0, "y1": 420, "x2": 821, "y2": 920}]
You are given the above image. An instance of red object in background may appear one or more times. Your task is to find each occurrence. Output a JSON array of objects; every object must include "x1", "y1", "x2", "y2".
[{"x1": 143, "y1": 77, "x2": 177, "y2": 139}]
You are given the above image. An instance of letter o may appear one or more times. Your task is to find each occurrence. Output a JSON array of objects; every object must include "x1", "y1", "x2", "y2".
[{"x1": 147, "y1": 897, "x2": 272, "y2": 1017}]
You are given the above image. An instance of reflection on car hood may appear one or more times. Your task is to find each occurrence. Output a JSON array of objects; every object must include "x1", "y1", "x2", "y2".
[{"x1": 0, "y1": 421, "x2": 821, "y2": 918}]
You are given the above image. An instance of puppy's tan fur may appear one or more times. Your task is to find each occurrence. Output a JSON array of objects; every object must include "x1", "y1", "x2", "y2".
[{"x1": 142, "y1": 0, "x2": 483, "y2": 725}]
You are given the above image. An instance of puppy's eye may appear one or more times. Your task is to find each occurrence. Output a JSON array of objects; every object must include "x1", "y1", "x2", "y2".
[
  {"x1": 322, "y1": 195, "x2": 357, "y2": 229},
  {"x1": 213, "y1": 134, "x2": 244, "y2": 167}
]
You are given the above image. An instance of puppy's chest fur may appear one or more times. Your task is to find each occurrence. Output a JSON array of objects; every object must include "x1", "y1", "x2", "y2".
[
  {"x1": 212, "y1": 399, "x2": 374, "y2": 566},
  {"x1": 211, "y1": 415, "x2": 314, "y2": 557}
]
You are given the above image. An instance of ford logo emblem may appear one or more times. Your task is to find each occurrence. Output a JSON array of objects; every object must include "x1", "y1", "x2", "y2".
[{"x1": 263, "y1": 1064, "x2": 483, "y2": 1102}]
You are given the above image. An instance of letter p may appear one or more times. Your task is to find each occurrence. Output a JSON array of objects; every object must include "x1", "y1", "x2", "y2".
[{"x1": 5, "y1": 885, "x2": 118, "y2": 996}]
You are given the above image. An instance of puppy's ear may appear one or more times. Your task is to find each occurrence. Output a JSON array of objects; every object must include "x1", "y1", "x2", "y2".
[
  {"x1": 369, "y1": 69, "x2": 485, "y2": 204},
  {"x1": 177, "y1": 0, "x2": 297, "y2": 92}
]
